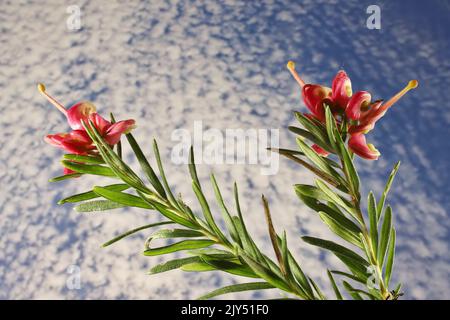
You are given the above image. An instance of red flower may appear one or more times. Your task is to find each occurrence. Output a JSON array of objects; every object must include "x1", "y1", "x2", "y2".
[
  {"x1": 287, "y1": 62, "x2": 352, "y2": 121},
  {"x1": 348, "y1": 133, "x2": 380, "y2": 160},
  {"x1": 39, "y1": 83, "x2": 136, "y2": 173},
  {"x1": 286, "y1": 61, "x2": 418, "y2": 160}
]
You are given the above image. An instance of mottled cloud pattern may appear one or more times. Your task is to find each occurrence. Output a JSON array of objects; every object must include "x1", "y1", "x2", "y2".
[{"x1": 0, "y1": 0, "x2": 449, "y2": 299}]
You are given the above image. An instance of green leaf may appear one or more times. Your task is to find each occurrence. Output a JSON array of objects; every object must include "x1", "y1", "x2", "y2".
[
  {"x1": 336, "y1": 128, "x2": 360, "y2": 196},
  {"x1": 294, "y1": 112, "x2": 329, "y2": 146},
  {"x1": 302, "y1": 236, "x2": 369, "y2": 268},
  {"x1": 93, "y1": 186, "x2": 153, "y2": 209},
  {"x1": 210, "y1": 174, "x2": 240, "y2": 245},
  {"x1": 296, "y1": 138, "x2": 341, "y2": 181},
  {"x1": 109, "y1": 113, "x2": 122, "y2": 159},
  {"x1": 315, "y1": 180, "x2": 356, "y2": 219},
  {"x1": 288, "y1": 126, "x2": 333, "y2": 153},
  {"x1": 327, "y1": 270, "x2": 343, "y2": 300},
  {"x1": 198, "y1": 282, "x2": 275, "y2": 300},
  {"x1": 384, "y1": 227, "x2": 396, "y2": 286},
  {"x1": 58, "y1": 184, "x2": 129, "y2": 204},
  {"x1": 63, "y1": 154, "x2": 105, "y2": 165},
  {"x1": 324, "y1": 106, "x2": 338, "y2": 151},
  {"x1": 152, "y1": 140, "x2": 181, "y2": 210},
  {"x1": 192, "y1": 181, "x2": 229, "y2": 245},
  {"x1": 49, "y1": 173, "x2": 82, "y2": 182},
  {"x1": 181, "y1": 261, "x2": 216, "y2": 272},
  {"x1": 102, "y1": 221, "x2": 173, "y2": 247},
  {"x1": 83, "y1": 120, "x2": 149, "y2": 193},
  {"x1": 143, "y1": 240, "x2": 215, "y2": 256},
  {"x1": 270, "y1": 147, "x2": 340, "y2": 168},
  {"x1": 368, "y1": 192, "x2": 378, "y2": 256},
  {"x1": 125, "y1": 132, "x2": 166, "y2": 197},
  {"x1": 61, "y1": 161, "x2": 116, "y2": 177},
  {"x1": 74, "y1": 200, "x2": 125, "y2": 212},
  {"x1": 238, "y1": 250, "x2": 290, "y2": 292},
  {"x1": 200, "y1": 256, "x2": 259, "y2": 278},
  {"x1": 148, "y1": 228, "x2": 204, "y2": 242},
  {"x1": 377, "y1": 161, "x2": 400, "y2": 221},
  {"x1": 148, "y1": 256, "x2": 202, "y2": 274},
  {"x1": 308, "y1": 277, "x2": 326, "y2": 300},
  {"x1": 330, "y1": 270, "x2": 366, "y2": 285},
  {"x1": 319, "y1": 212, "x2": 362, "y2": 248},
  {"x1": 138, "y1": 192, "x2": 198, "y2": 229},
  {"x1": 377, "y1": 206, "x2": 392, "y2": 266},
  {"x1": 343, "y1": 281, "x2": 363, "y2": 300},
  {"x1": 188, "y1": 146, "x2": 201, "y2": 189}
]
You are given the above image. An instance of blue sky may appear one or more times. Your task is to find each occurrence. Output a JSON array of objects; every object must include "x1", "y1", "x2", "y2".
[{"x1": 0, "y1": 0, "x2": 449, "y2": 299}]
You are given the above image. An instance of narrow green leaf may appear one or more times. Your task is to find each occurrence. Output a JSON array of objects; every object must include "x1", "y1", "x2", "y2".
[
  {"x1": 109, "y1": 113, "x2": 122, "y2": 159},
  {"x1": 146, "y1": 228, "x2": 204, "y2": 247},
  {"x1": 319, "y1": 212, "x2": 362, "y2": 248},
  {"x1": 61, "y1": 161, "x2": 116, "y2": 177},
  {"x1": 315, "y1": 180, "x2": 356, "y2": 219},
  {"x1": 296, "y1": 138, "x2": 340, "y2": 181},
  {"x1": 377, "y1": 161, "x2": 401, "y2": 221},
  {"x1": 58, "y1": 184, "x2": 129, "y2": 204},
  {"x1": 102, "y1": 221, "x2": 173, "y2": 247},
  {"x1": 336, "y1": 129, "x2": 360, "y2": 195},
  {"x1": 343, "y1": 281, "x2": 363, "y2": 300},
  {"x1": 152, "y1": 140, "x2": 181, "y2": 210},
  {"x1": 125, "y1": 132, "x2": 166, "y2": 197},
  {"x1": 210, "y1": 174, "x2": 240, "y2": 245},
  {"x1": 377, "y1": 206, "x2": 392, "y2": 266},
  {"x1": 262, "y1": 195, "x2": 283, "y2": 269},
  {"x1": 84, "y1": 120, "x2": 149, "y2": 193},
  {"x1": 181, "y1": 261, "x2": 216, "y2": 272},
  {"x1": 198, "y1": 282, "x2": 275, "y2": 300},
  {"x1": 192, "y1": 181, "x2": 229, "y2": 245},
  {"x1": 302, "y1": 236, "x2": 369, "y2": 268},
  {"x1": 74, "y1": 200, "x2": 125, "y2": 212},
  {"x1": 368, "y1": 192, "x2": 378, "y2": 256},
  {"x1": 188, "y1": 146, "x2": 201, "y2": 189},
  {"x1": 384, "y1": 227, "x2": 396, "y2": 286},
  {"x1": 289, "y1": 126, "x2": 333, "y2": 153},
  {"x1": 327, "y1": 270, "x2": 343, "y2": 300},
  {"x1": 201, "y1": 256, "x2": 259, "y2": 278},
  {"x1": 330, "y1": 270, "x2": 366, "y2": 285},
  {"x1": 138, "y1": 192, "x2": 198, "y2": 229},
  {"x1": 93, "y1": 186, "x2": 153, "y2": 209},
  {"x1": 63, "y1": 154, "x2": 105, "y2": 164},
  {"x1": 324, "y1": 106, "x2": 338, "y2": 151},
  {"x1": 49, "y1": 173, "x2": 82, "y2": 182},
  {"x1": 143, "y1": 240, "x2": 215, "y2": 256},
  {"x1": 148, "y1": 257, "x2": 201, "y2": 274},
  {"x1": 309, "y1": 277, "x2": 326, "y2": 300},
  {"x1": 238, "y1": 250, "x2": 290, "y2": 292}
]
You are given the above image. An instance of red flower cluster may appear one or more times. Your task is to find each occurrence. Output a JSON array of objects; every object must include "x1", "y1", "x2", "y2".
[
  {"x1": 39, "y1": 84, "x2": 136, "y2": 174},
  {"x1": 287, "y1": 61, "x2": 418, "y2": 160}
]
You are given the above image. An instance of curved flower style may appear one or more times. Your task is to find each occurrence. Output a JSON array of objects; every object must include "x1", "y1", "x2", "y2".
[
  {"x1": 287, "y1": 62, "x2": 418, "y2": 160},
  {"x1": 38, "y1": 83, "x2": 136, "y2": 173}
]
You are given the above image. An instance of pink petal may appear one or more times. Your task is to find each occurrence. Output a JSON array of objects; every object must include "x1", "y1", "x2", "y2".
[
  {"x1": 345, "y1": 91, "x2": 371, "y2": 120},
  {"x1": 348, "y1": 133, "x2": 380, "y2": 160},
  {"x1": 302, "y1": 84, "x2": 332, "y2": 121},
  {"x1": 89, "y1": 113, "x2": 111, "y2": 136},
  {"x1": 312, "y1": 144, "x2": 330, "y2": 157},
  {"x1": 104, "y1": 119, "x2": 136, "y2": 145},
  {"x1": 331, "y1": 70, "x2": 352, "y2": 110},
  {"x1": 63, "y1": 167, "x2": 76, "y2": 175},
  {"x1": 66, "y1": 101, "x2": 97, "y2": 130}
]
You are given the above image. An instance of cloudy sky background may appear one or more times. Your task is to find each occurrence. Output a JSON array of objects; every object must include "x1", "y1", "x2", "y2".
[{"x1": 0, "y1": 0, "x2": 449, "y2": 299}]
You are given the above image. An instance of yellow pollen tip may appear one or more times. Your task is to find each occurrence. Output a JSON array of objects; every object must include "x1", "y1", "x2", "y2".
[
  {"x1": 38, "y1": 83, "x2": 46, "y2": 93},
  {"x1": 287, "y1": 61, "x2": 296, "y2": 70},
  {"x1": 408, "y1": 80, "x2": 418, "y2": 89}
]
